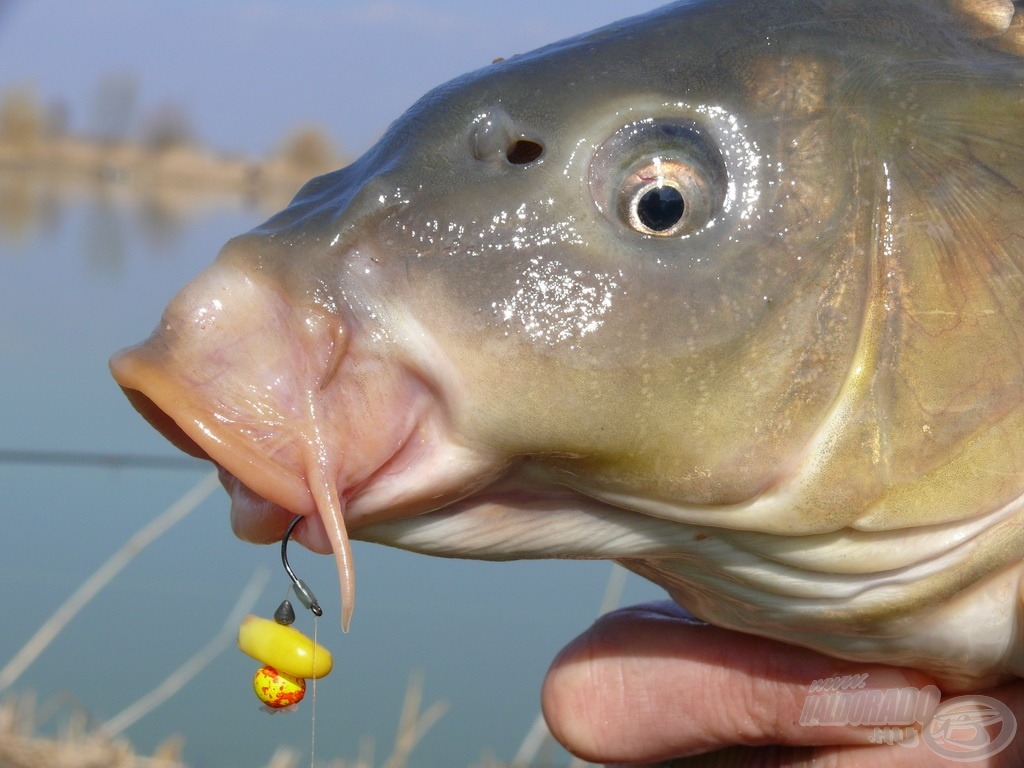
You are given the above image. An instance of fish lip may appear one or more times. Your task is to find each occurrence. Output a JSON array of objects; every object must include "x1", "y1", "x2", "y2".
[
  {"x1": 111, "y1": 342, "x2": 450, "y2": 541},
  {"x1": 110, "y1": 347, "x2": 317, "y2": 517}
]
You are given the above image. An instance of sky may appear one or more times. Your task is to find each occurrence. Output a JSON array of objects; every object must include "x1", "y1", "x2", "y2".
[{"x1": 0, "y1": 0, "x2": 669, "y2": 157}]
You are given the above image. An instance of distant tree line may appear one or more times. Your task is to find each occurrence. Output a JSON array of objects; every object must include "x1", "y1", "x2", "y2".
[{"x1": 0, "y1": 74, "x2": 341, "y2": 172}]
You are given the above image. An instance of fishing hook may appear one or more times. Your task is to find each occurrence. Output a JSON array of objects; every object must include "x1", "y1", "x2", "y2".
[{"x1": 281, "y1": 514, "x2": 323, "y2": 616}]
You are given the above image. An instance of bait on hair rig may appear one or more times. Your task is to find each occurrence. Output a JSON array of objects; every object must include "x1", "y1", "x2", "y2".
[{"x1": 237, "y1": 515, "x2": 333, "y2": 709}]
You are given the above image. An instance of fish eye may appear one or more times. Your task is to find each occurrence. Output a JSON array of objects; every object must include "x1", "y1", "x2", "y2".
[{"x1": 590, "y1": 119, "x2": 728, "y2": 238}]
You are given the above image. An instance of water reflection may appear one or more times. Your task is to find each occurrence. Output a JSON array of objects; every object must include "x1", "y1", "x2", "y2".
[
  {"x1": 0, "y1": 80, "x2": 344, "y2": 269},
  {"x1": 0, "y1": 167, "x2": 309, "y2": 268},
  {"x1": 0, "y1": 171, "x2": 61, "y2": 244},
  {"x1": 0, "y1": 167, "x2": 325, "y2": 290}
]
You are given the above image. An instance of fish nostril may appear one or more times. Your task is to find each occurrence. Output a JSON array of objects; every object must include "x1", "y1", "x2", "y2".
[
  {"x1": 470, "y1": 106, "x2": 544, "y2": 165},
  {"x1": 506, "y1": 139, "x2": 544, "y2": 165}
]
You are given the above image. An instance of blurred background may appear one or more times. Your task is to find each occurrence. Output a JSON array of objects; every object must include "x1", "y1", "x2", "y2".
[{"x1": 0, "y1": 2, "x2": 669, "y2": 767}]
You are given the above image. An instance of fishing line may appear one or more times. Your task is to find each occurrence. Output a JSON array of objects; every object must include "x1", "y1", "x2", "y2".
[{"x1": 310, "y1": 616, "x2": 319, "y2": 768}]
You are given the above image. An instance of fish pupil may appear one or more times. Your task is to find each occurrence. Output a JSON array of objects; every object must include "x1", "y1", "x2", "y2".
[{"x1": 637, "y1": 186, "x2": 685, "y2": 232}]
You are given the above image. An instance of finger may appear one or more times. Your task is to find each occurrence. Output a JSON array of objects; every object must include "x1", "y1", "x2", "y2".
[
  {"x1": 541, "y1": 601, "x2": 938, "y2": 766},
  {"x1": 661, "y1": 664, "x2": 1024, "y2": 767}
]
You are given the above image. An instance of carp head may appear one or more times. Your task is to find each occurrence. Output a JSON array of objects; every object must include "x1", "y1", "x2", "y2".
[{"x1": 111, "y1": 0, "x2": 1024, "y2": 686}]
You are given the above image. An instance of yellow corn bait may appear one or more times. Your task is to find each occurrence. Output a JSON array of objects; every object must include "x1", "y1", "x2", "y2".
[{"x1": 237, "y1": 614, "x2": 333, "y2": 679}]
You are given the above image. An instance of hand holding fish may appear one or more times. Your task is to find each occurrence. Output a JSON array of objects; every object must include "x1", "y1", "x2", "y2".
[{"x1": 543, "y1": 602, "x2": 1024, "y2": 766}]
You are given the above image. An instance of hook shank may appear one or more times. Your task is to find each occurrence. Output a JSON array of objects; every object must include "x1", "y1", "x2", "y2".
[{"x1": 282, "y1": 515, "x2": 323, "y2": 616}]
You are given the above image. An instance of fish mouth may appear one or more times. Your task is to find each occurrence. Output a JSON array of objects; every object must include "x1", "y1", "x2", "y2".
[
  {"x1": 107, "y1": 255, "x2": 428, "y2": 632},
  {"x1": 111, "y1": 350, "x2": 422, "y2": 630},
  {"x1": 111, "y1": 356, "x2": 323, "y2": 522},
  {"x1": 115, "y1": 380, "x2": 327, "y2": 548},
  {"x1": 110, "y1": 302, "x2": 500, "y2": 631}
]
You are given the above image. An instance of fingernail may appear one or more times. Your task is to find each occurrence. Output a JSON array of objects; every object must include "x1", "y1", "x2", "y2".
[{"x1": 605, "y1": 600, "x2": 707, "y2": 624}]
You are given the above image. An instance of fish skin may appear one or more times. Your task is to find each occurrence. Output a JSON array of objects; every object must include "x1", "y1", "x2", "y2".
[{"x1": 111, "y1": 0, "x2": 1024, "y2": 689}]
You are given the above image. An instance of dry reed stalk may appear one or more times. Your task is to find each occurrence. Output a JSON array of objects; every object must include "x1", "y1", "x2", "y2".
[
  {"x1": 0, "y1": 471, "x2": 221, "y2": 693},
  {"x1": 0, "y1": 690, "x2": 36, "y2": 738},
  {"x1": 356, "y1": 733, "x2": 376, "y2": 768},
  {"x1": 0, "y1": 671, "x2": 473, "y2": 768},
  {"x1": 101, "y1": 567, "x2": 270, "y2": 736},
  {"x1": 509, "y1": 564, "x2": 626, "y2": 768},
  {"x1": 264, "y1": 746, "x2": 300, "y2": 768},
  {"x1": 380, "y1": 670, "x2": 449, "y2": 768},
  {"x1": 0, "y1": 693, "x2": 188, "y2": 768}
]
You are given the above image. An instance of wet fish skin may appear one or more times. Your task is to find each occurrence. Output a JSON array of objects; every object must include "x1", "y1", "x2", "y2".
[{"x1": 112, "y1": 0, "x2": 1024, "y2": 689}]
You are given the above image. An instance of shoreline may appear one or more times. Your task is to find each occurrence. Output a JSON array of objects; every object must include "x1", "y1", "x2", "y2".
[{"x1": 0, "y1": 135, "x2": 340, "y2": 214}]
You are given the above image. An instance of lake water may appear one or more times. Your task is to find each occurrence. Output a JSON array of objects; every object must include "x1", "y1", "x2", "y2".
[{"x1": 0, "y1": 175, "x2": 663, "y2": 768}]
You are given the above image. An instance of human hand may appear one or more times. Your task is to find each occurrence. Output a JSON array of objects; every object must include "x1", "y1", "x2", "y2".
[{"x1": 541, "y1": 601, "x2": 1024, "y2": 766}]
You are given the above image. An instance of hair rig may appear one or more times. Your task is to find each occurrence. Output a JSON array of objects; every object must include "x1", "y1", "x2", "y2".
[{"x1": 237, "y1": 515, "x2": 333, "y2": 709}]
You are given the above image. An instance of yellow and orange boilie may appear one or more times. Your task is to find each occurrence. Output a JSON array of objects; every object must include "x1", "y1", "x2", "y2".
[
  {"x1": 238, "y1": 614, "x2": 333, "y2": 708},
  {"x1": 253, "y1": 665, "x2": 306, "y2": 708}
]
